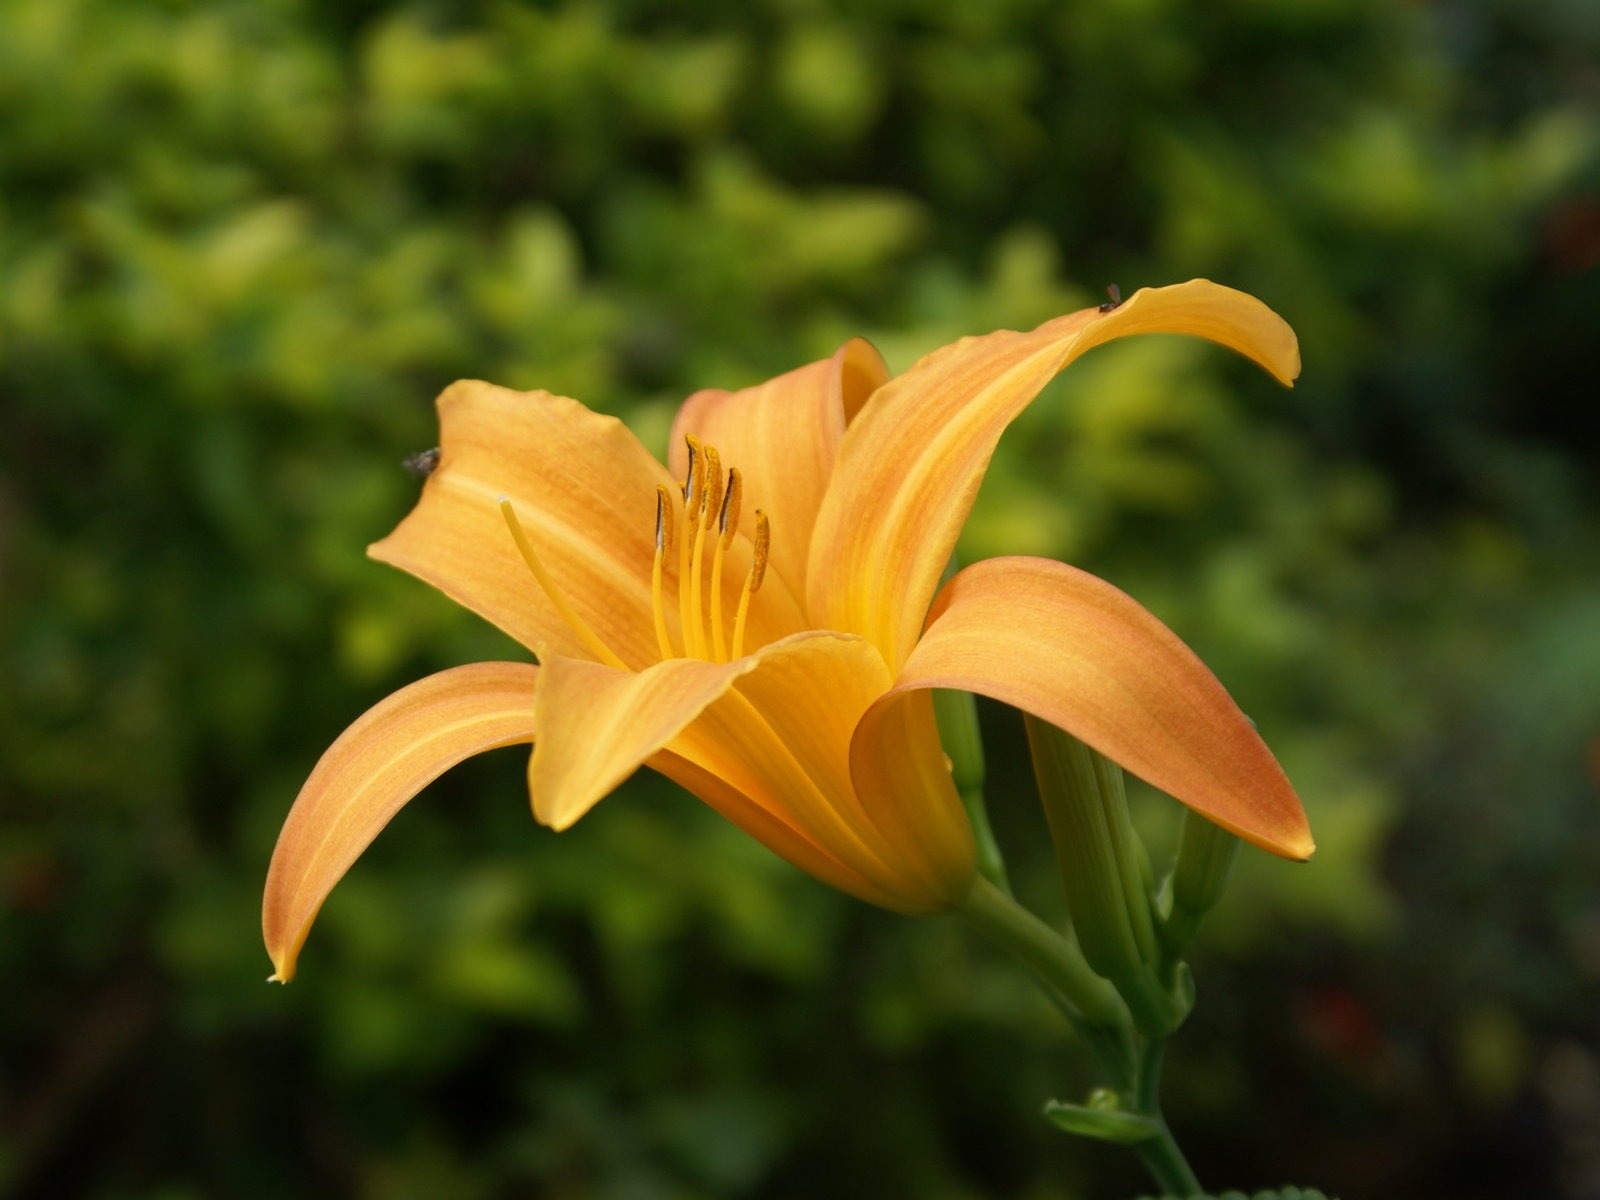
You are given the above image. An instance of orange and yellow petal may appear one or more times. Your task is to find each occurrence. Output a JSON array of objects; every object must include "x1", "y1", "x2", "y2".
[
  {"x1": 847, "y1": 684, "x2": 979, "y2": 911},
  {"x1": 809, "y1": 281, "x2": 1301, "y2": 669},
  {"x1": 527, "y1": 650, "x2": 757, "y2": 830},
  {"x1": 886, "y1": 556, "x2": 1313, "y2": 860},
  {"x1": 371, "y1": 381, "x2": 676, "y2": 669},
  {"x1": 680, "y1": 632, "x2": 952, "y2": 911},
  {"x1": 649, "y1": 744, "x2": 899, "y2": 909},
  {"x1": 529, "y1": 631, "x2": 966, "y2": 912},
  {"x1": 669, "y1": 338, "x2": 888, "y2": 602},
  {"x1": 262, "y1": 661, "x2": 540, "y2": 983}
]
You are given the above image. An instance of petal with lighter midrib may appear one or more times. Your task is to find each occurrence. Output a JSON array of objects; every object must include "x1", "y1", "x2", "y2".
[
  {"x1": 263, "y1": 661, "x2": 540, "y2": 983},
  {"x1": 870, "y1": 556, "x2": 1314, "y2": 860},
  {"x1": 810, "y1": 281, "x2": 1301, "y2": 670},
  {"x1": 371, "y1": 380, "x2": 675, "y2": 668}
]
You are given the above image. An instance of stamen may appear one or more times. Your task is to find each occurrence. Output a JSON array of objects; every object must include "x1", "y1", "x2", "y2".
[
  {"x1": 710, "y1": 467, "x2": 741, "y2": 661},
  {"x1": 498, "y1": 498, "x2": 628, "y2": 670},
  {"x1": 651, "y1": 485, "x2": 677, "y2": 660},
  {"x1": 688, "y1": 446, "x2": 721, "y2": 660},
  {"x1": 730, "y1": 509, "x2": 769, "y2": 660},
  {"x1": 678, "y1": 437, "x2": 702, "y2": 655}
]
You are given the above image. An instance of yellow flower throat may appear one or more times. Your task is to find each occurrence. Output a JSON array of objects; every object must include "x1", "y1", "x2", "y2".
[{"x1": 498, "y1": 435, "x2": 769, "y2": 670}]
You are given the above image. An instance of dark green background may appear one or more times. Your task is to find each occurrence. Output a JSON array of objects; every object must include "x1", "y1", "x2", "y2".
[{"x1": 4, "y1": 0, "x2": 1598, "y2": 1196}]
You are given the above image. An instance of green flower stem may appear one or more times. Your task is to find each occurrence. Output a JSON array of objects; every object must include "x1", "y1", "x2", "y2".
[
  {"x1": 1130, "y1": 1042, "x2": 1201, "y2": 1197},
  {"x1": 958, "y1": 877, "x2": 1132, "y2": 1059},
  {"x1": 1134, "y1": 1115, "x2": 1202, "y2": 1198},
  {"x1": 933, "y1": 687, "x2": 1011, "y2": 895},
  {"x1": 958, "y1": 877, "x2": 1202, "y2": 1198},
  {"x1": 1110, "y1": 966, "x2": 1186, "y2": 1041},
  {"x1": 960, "y1": 783, "x2": 1012, "y2": 895}
]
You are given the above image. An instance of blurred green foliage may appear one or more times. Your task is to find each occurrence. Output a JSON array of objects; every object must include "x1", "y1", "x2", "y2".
[{"x1": 3, "y1": 0, "x2": 1598, "y2": 1197}]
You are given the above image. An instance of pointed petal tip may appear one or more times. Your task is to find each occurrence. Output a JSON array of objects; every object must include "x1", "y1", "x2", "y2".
[
  {"x1": 261, "y1": 661, "x2": 540, "y2": 995},
  {"x1": 529, "y1": 789, "x2": 578, "y2": 832},
  {"x1": 1249, "y1": 822, "x2": 1314, "y2": 863}
]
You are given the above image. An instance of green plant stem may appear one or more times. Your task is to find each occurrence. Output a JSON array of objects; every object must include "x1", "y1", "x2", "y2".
[
  {"x1": 959, "y1": 877, "x2": 1130, "y2": 1032},
  {"x1": 1130, "y1": 1042, "x2": 1200, "y2": 1197},
  {"x1": 958, "y1": 878, "x2": 1202, "y2": 1197},
  {"x1": 960, "y1": 784, "x2": 1012, "y2": 895},
  {"x1": 1133, "y1": 1117, "x2": 1201, "y2": 1198}
]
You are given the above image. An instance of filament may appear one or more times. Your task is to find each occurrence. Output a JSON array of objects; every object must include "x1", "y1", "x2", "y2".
[
  {"x1": 678, "y1": 437, "x2": 702, "y2": 658},
  {"x1": 688, "y1": 446, "x2": 720, "y2": 661},
  {"x1": 709, "y1": 467, "x2": 741, "y2": 661}
]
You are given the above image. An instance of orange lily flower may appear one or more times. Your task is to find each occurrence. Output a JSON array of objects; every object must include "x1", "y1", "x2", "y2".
[{"x1": 263, "y1": 280, "x2": 1313, "y2": 983}]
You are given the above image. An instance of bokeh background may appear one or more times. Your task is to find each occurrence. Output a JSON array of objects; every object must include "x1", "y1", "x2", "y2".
[{"x1": 4, "y1": 0, "x2": 1599, "y2": 1197}]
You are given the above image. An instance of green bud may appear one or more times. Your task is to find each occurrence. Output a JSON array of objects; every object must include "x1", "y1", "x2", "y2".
[
  {"x1": 1173, "y1": 807, "x2": 1242, "y2": 915},
  {"x1": 935, "y1": 687, "x2": 1010, "y2": 893},
  {"x1": 1026, "y1": 717, "x2": 1158, "y2": 978},
  {"x1": 932, "y1": 687, "x2": 985, "y2": 795},
  {"x1": 1164, "y1": 808, "x2": 1243, "y2": 956}
]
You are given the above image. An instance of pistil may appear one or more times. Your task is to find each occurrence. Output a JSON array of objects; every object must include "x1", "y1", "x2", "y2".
[{"x1": 498, "y1": 498, "x2": 629, "y2": 670}]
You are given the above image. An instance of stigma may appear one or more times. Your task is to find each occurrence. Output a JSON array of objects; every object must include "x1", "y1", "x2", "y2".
[{"x1": 654, "y1": 436, "x2": 769, "y2": 663}]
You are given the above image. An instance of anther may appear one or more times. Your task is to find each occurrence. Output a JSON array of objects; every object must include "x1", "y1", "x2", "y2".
[
  {"x1": 682, "y1": 435, "x2": 704, "y2": 522},
  {"x1": 718, "y1": 468, "x2": 742, "y2": 546},
  {"x1": 700, "y1": 446, "x2": 723, "y2": 523},
  {"x1": 748, "y1": 510, "x2": 770, "y2": 594},
  {"x1": 654, "y1": 485, "x2": 673, "y2": 555}
]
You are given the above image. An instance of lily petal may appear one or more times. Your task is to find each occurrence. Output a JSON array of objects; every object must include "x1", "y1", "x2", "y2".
[
  {"x1": 847, "y1": 684, "x2": 979, "y2": 910},
  {"x1": 878, "y1": 556, "x2": 1313, "y2": 860},
  {"x1": 528, "y1": 651, "x2": 756, "y2": 830},
  {"x1": 684, "y1": 632, "x2": 953, "y2": 911},
  {"x1": 371, "y1": 381, "x2": 676, "y2": 668},
  {"x1": 263, "y1": 661, "x2": 540, "y2": 983},
  {"x1": 530, "y1": 633, "x2": 955, "y2": 911},
  {"x1": 669, "y1": 338, "x2": 888, "y2": 601},
  {"x1": 648, "y1": 748, "x2": 905, "y2": 910},
  {"x1": 810, "y1": 280, "x2": 1301, "y2": 668}
]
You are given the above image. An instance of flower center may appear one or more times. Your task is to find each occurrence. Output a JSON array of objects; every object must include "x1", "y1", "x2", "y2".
[
  {"x1": 494, "y1": 436, "x2": 770, "y2": 670},
  {"x1": 653, "y1": 435, "x2": 769, "y2": 664}
]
